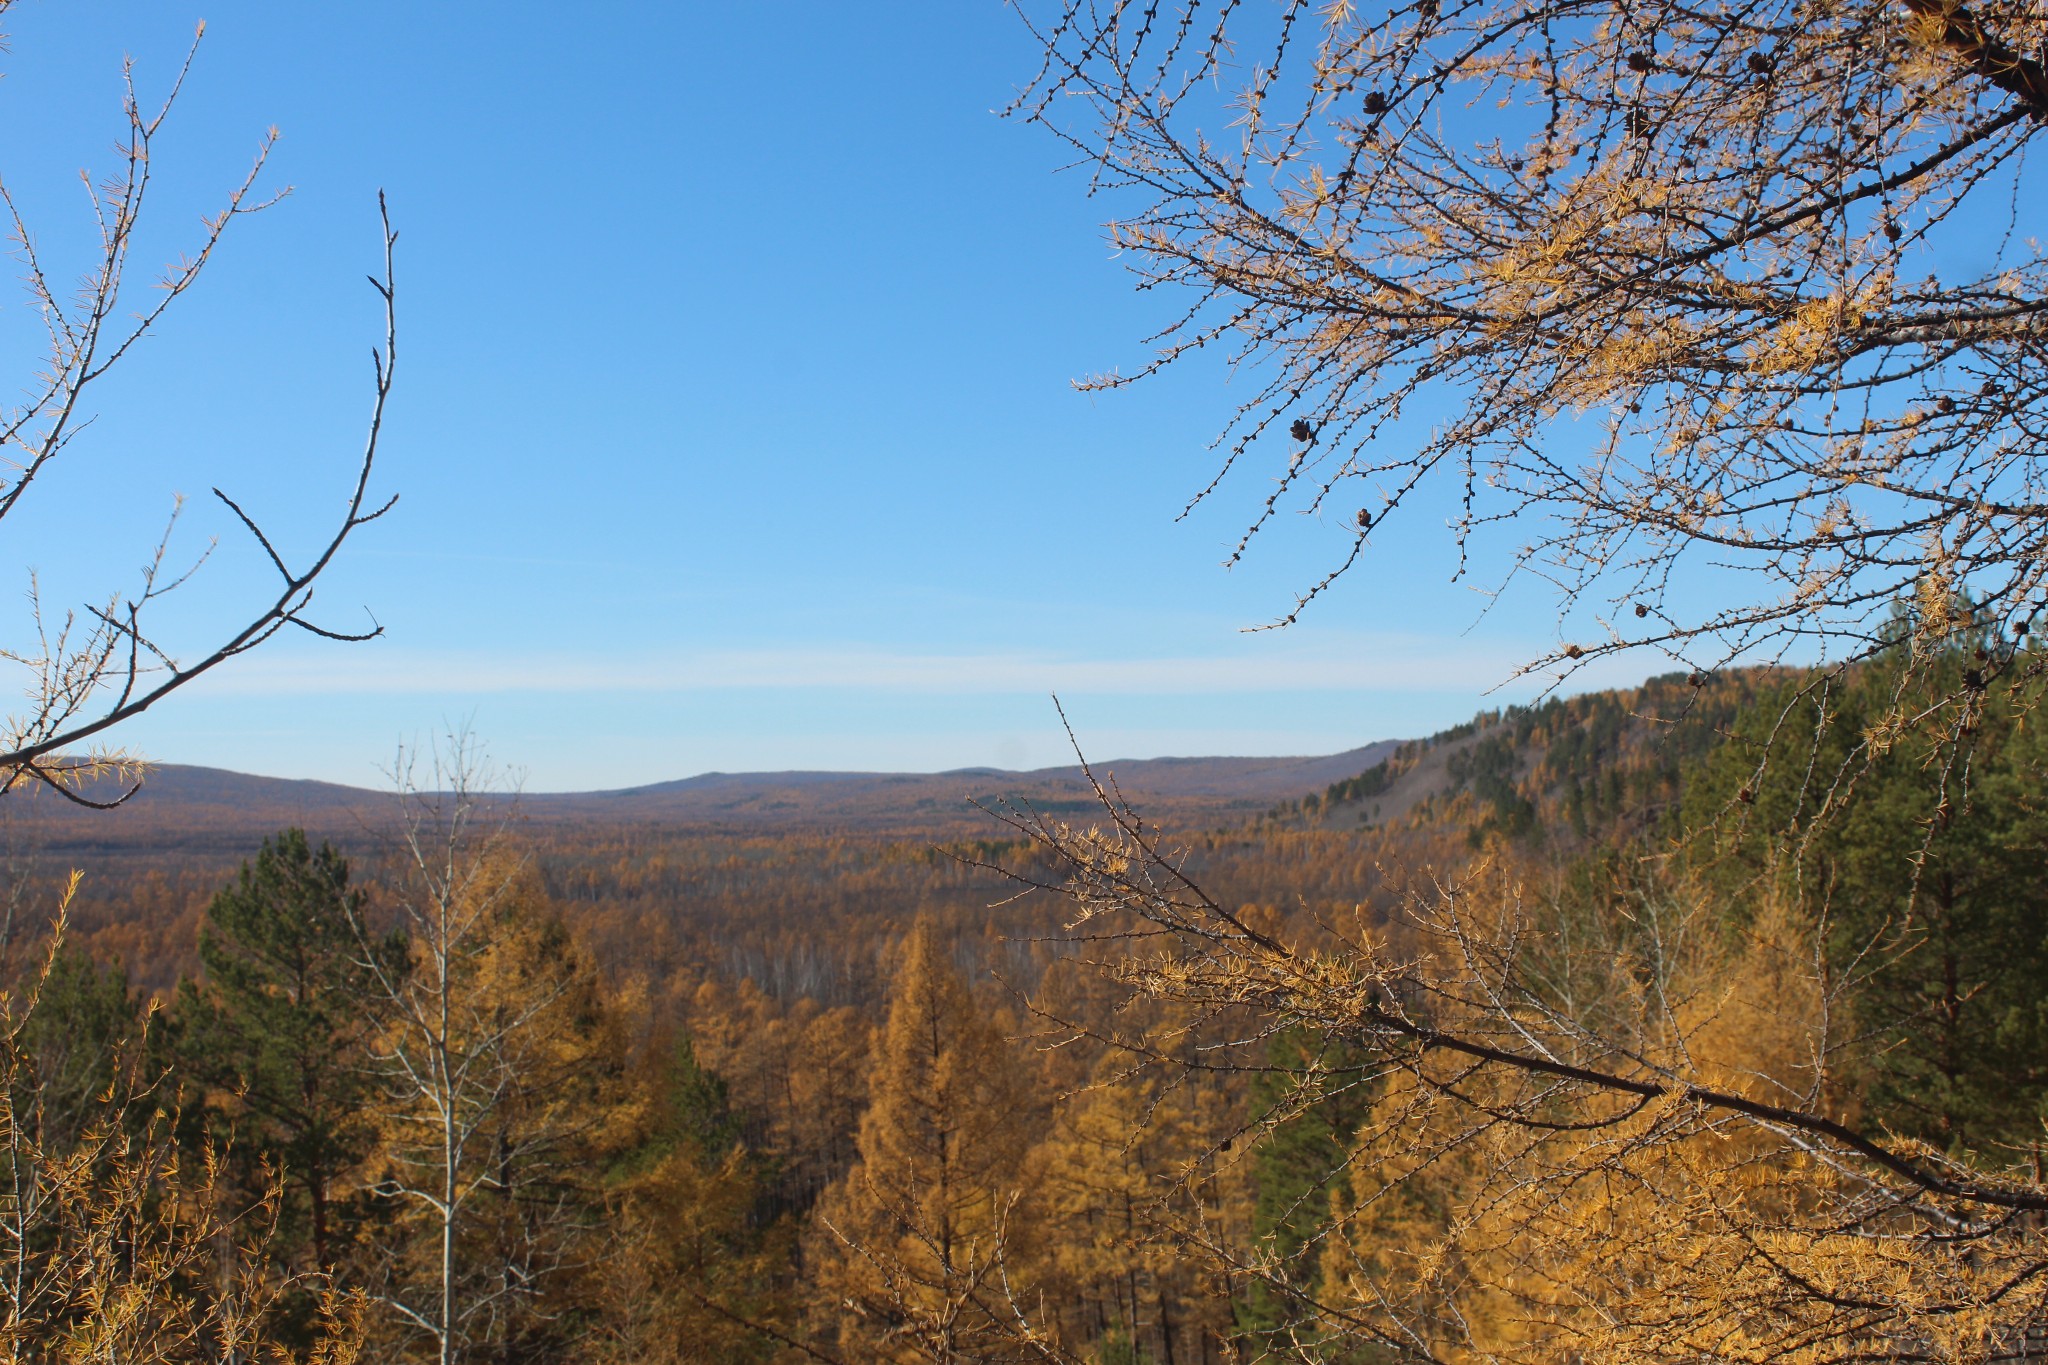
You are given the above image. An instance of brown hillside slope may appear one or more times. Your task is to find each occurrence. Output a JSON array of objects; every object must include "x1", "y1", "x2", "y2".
[{"x1": 4, "y1": 672, "x2": 1773, "y2": 1002}]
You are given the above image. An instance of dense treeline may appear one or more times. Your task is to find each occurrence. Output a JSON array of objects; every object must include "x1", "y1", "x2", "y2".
[
  {"x1": 0, "y1": 833, "x2": 1271, "y2": 1360},
  {"x1": 8, "y1": 646, "x2": 2048, "y2": 1360},
  {"x1": 30, "y1": 670, "x2": 1778, "y2": 1015}
]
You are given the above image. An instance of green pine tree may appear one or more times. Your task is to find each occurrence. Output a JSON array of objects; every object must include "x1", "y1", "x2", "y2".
[
  {"x1": 1241, "y1": 1027, "x2": 1374, "y2": 1341},
  {"x1": 13, "y1": 945, "x2": 149, "y2": 1152},
  {"x1": 1684, "y1": 631, "x2": 2048, "y2": 1154},
  {"x1": 173, "y1": 829, "x2": 403, "y2": 1297},
  {"x1": 662, "y1": 1035, "x2": 747, "y2": 1162}
]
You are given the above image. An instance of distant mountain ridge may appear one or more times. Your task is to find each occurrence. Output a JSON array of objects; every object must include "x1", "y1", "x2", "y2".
[
  {"x1": 7, "y1": 743, "x2": 1406, "y2": 861},
  {"x1": 12, "y1": 674, "x2": 1790, "y2": 999},
  {"x1": 10, "y1": 669, "x2": 1793, "y2": 872},
  {"x1": 603, "y1": 747, "x2": 1401, "y2": 803}
]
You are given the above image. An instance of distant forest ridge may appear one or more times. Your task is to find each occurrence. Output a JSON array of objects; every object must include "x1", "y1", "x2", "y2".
[
  {"x1": 8, "y1": 741, "x2": 1407, "y2": 849},
  {"x1": 6, "y1": 668, "x2": 1772, "y2": 866},
  {"x1": 12, "y1": 668, "x2": 1771, "y2": 999}
]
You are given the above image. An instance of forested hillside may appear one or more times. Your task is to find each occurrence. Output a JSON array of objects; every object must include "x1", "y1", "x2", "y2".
[
  {"x1": 12, "y1": 673, "x2": 1766, "y2": 1005},
  {"x1": 21, "y1": 660, "x2": 2031, "y2": 1360}
]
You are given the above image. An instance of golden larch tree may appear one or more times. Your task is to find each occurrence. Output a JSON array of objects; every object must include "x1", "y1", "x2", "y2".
[
  {"x1": 1016, "y1": 0, "x2": 2048, "y2": 716},
  {"x1": 812, "y1": 921, "x2": 1041, "y2": 1364}
]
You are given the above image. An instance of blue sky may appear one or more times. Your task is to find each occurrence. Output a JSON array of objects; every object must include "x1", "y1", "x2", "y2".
[{"x1": 0, "y1": 2, "x2": 1656, "y2": 790}]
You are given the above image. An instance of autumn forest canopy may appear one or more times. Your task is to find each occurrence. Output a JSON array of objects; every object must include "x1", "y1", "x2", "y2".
[
  {"x1": 3, "y1": 0, "x2": 2048, "y2": 1362},
  {"x1": 8, "y1": 649, "x2": 2048, "y2": 1363}
]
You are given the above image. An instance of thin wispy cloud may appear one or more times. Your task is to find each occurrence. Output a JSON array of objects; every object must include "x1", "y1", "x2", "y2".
[{"x1": 187, "y1": 637, "x2": 1641, "y2": 700}]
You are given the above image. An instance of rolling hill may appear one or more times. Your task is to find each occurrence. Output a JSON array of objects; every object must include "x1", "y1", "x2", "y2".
[
  {"x1": 5, "y1": 670, "x2": 1781, "y2": 1001},
  {"x1": 6, "y1": 741, "x2": 1405, "y2": 861}
]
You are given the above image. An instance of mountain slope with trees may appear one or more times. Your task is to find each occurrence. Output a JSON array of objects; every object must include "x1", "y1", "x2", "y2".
[{"x1": 8, "y1": 636, "x2": 2048, "y2": 1361}]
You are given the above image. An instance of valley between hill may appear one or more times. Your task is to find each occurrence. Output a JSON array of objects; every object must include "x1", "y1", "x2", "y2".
[{"x1": 4, "y1": 670, "x2": 1770, "y2": 1004}]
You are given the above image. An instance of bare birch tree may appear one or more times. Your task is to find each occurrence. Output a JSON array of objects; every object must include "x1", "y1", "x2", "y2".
[
  {"x1": 349, "y1": 735, "x2": 626, "y2": 1365},
  {"x1": 1016, "y1": 0, "x2": 2048, "y2": 709}
]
